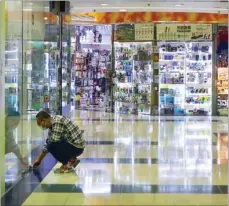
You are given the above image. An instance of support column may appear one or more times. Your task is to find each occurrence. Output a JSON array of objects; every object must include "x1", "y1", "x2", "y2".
[{"x1": 0, "y1": 1, "x2": 6, "y2": 198}]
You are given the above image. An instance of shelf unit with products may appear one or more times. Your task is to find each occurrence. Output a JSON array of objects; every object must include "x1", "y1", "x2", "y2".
[
  {"x1": 72, "y1": 25, "x2": 112, "y2": 111},
  {"x1": 185, "y1": 42, "x2": 213, "y2": 116},
  {"x1": 158, "y1": 42, "x2": 186, "y2": 115},
  {"x1": 216, "y1": 26, "x2": 228, "y2": 116},
  {"x1": 114, "y1": 42, "x2": 153, "y2": 115},
  {"x1": 157, "y1": 23, "x2": 213, "y2": 116}
]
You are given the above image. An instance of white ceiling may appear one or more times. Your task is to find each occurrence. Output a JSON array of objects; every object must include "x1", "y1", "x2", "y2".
[{"x1": 70, "y1": 0, "x2": 228, "y2": 14}]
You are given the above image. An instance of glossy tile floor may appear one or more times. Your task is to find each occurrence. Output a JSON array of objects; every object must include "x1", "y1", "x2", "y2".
[{"x1": 2, "y1": 110, "x2": 229, "y2": 206}]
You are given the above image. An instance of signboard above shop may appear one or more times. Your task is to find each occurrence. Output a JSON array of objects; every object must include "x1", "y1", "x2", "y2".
[
  {"x1": 157, "y1": 24, "x2": 212, "y2": 41},
  {"x1": 135, "y1": 23, "x2": 154, "y2": 41},
  {"x1": 115, "y1": 23, "x2": 155, "y2": 41}
]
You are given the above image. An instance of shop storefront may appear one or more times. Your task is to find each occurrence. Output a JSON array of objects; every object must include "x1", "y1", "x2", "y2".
[{"x1": 68, "y1": 12, "x2": 228, "y2": 116}]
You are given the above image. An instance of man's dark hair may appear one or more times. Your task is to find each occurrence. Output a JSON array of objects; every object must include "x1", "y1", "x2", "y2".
[{"x1": 36, "y1": 111, "x2": 51, "y2": 120}]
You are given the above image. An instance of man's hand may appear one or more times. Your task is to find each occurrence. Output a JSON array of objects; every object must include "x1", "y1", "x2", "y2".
[
  {"x1": 33, "y1": 159, "x2": 41, "y2": 168},
  {"x1": 32, "y1": 151, "x2": 47, "y2": 168}
]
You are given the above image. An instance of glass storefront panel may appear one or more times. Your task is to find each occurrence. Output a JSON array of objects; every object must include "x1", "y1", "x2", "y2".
[
  {"x1": 4, "y1": 1, "x2": 50, "y2": 193},
  {"x1": 4, "y1": 1, "x2": 24, "y2": 192},
  {"x1": 2, "y1": 1, "x2": 72, "y2": 194}
]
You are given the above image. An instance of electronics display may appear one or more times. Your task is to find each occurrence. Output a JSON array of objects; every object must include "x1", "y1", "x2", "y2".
[
  {"x1": 158, "y1": 42, "x2": 186, "y2": 115},
  {"x1": 216, "y1": 26, "x2": 228, "y2": 116},
  {"x1": 158, "y1": 41, "x2": 213, "y2": 116},
  {"x1": 114, "y1": 42, "x2": 153, "y2": 115},
  {"x1": 185, "y1": 42, "x2": 212, "y2": 116},
  {"x1": 72, "y1": 25, "x2": 112, "y2": 111}
]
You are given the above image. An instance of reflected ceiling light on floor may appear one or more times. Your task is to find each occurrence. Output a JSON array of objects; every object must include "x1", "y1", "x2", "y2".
[
  {"x1": 23, "y1": 8, "x2": 32, "y2": 11},
  {"x1": 119, "y1": 9, "x2": 127, "y2": 12},
  {"x1": 175, "y1": 3, "x2": 184, "y2": 7}
]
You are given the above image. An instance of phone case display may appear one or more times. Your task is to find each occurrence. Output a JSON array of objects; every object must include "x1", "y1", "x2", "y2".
[
  {"x1": 217, "y1": 66, "x2": 228, "y2": 115},
  {"x1": 5, "y1": 39, "x2": 20, "y2": 111},
  {"x1": 73, "y1": 25, "x2": 112, "y2": 110},
  {"x1": 114, "y1": 42, "x2": 153, "y2": 115},
  {"x1": 158, "y1": 42, "x2": 186, "y2": 115},
  {"x1": 185, "y1": 42, "x2": 212, "y2": 115},
  {"x1": 217, "y1": 27, "x2": 228, "y2": 116}
]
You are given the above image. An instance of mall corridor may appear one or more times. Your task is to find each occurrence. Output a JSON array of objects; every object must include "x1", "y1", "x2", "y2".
[
  {"x1": 1, "y1": 111, "x2": 228, "y2": 206},
  {"x1": 0, "y1": 0, "x2": 229, "y2": 205}
]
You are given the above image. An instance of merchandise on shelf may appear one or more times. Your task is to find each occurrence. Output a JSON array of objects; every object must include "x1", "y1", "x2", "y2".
[
  {"x1": 158, "y1": 42, "x2": 186, "y2": 115},
  {"x1": 158, "y1": 41, "x2": 213, "y2": 116},
  {"x1": 72, "y1": 25, "x2": 112, "y2": 111},
  {"x1": 216, "y1": 26, "x2": 228, "y2": 116},
  {"x1": 185, "y1": 42, "x2": 212, "y2": 116},
  {"x1": 114, "y1": 42, "x2": 153, "y2": 115}
]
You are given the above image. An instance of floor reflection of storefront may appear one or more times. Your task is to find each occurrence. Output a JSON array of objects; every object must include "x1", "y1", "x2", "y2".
[
  {"x1": 216, "y1": 133, "x2": 228, "y2": 165},
  {"x1": 158, "y1": 118, "x2": 213, "y2": 187}
]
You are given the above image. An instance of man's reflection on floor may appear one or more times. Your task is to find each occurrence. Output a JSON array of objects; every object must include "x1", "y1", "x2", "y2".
[{"x1": 5, "y1": 109, "x2": 29, "y2": 167}]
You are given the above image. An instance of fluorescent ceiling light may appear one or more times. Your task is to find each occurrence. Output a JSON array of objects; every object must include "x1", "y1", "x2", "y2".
[
  {"x1": 119, "y1": 9, "x2": 127, "y2": 12},
  {"x1": 101, "y1": 3, "x2": 108, "y2": 6}
]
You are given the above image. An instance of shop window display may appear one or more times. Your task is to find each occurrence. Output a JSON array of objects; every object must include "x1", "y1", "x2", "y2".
[
  {"x1": 185, "y1": 42, "x2": 213, "y2": 115},
  {"x1": 159, "y1": 42, "x2": 186, "y2": 115},
  {"x1": 114, "y1": 42, "x2": 153, "y2": 115},
  {"x1": 157, "y1": 24, "x2": 213, "y2": 116},
  {"x1": 216, "y1": 26, "x2": 228, "y2": 116},
  {"x1": 72, "y1": 25, "x2": 112, "y2": 111}
]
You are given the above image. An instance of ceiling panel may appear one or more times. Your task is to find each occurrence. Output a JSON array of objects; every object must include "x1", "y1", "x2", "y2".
[{"x1": 69, "y1": 0, "x2": 228, "y2": 13}]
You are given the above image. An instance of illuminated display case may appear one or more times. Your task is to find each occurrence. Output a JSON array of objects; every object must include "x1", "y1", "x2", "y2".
[
  {"x1": 73, "y1": 25, "x2": 112, "y2": 111},
  {"x1": 158, "y1": 41, "x2": 213, "y2": 116},
  {"x1": 158, "y1": 42, "x2": 186, "y2": 115},
  {"x1": 114, "y1": 42, "x2": 153, "y2": 115},
  {"x1": 216, "y1": 26, "x2": 228, "y2": 116},
  {"x1": 185, "y1": 42, "x2": 213, "y2": 116}
]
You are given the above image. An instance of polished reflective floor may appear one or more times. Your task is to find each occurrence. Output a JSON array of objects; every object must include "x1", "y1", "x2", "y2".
[{"x1": 2, "y1": 110, "x2": 228, "y2": 206}]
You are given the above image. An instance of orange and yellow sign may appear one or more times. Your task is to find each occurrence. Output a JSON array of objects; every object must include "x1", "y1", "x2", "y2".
[{"x1": 72, "y1": 12, "x2": 228, "y2": 24}]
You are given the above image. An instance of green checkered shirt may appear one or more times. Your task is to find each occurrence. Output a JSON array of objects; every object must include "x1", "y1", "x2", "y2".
[{"x1": 43, "y1": 115, "x2": 85, "y2": 153}]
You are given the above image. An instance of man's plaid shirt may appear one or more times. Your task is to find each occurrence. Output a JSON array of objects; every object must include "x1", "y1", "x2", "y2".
[{"x1": 43, "y1": 115, "x2": 85, "y2": 153}]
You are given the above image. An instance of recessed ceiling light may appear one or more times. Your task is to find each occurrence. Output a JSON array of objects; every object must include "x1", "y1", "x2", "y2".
[
  {"x1": 175, "y1": 3, "x2": 184, "y2": 7},
  {"x1": 119, "y1": 9, "x2": 127, "y2": 12},
  {"x1": 101, "y1": 3, "x2": 108, "y2": 6},
  {"x1": 44, "y1": 17, "x2": 48, "y2": 20}
]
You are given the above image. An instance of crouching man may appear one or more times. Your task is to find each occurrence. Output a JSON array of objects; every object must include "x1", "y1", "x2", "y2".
[{"x1": 33, "y1": 111, "x2": 85, "y2": 173}]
